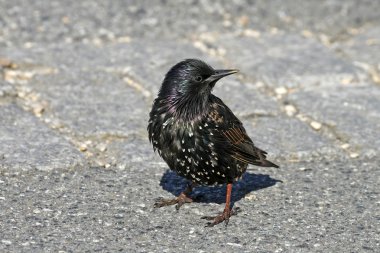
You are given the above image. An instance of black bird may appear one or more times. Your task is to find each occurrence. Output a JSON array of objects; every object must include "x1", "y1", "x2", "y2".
[{"x1": 148, "y1": 59, "x2": 279, "y2": 226}]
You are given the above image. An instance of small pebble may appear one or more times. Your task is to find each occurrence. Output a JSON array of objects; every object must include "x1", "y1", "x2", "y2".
[
  {"x1": 341, "y1": 76, "x2": 354, "y2": 85},
  {"x1": 275, "y1": 87, "x2": 287, "y2": 95},
  {"x1": 2, "y1": 240, "x2": 12, "y2": 245},
  {"x1": 243, "y1": 29, "x2": 261, "y2": 38},
  {"x1": 284, "y1": 104, "x2": 297, "y2": 116},
  {"x1": 310, "y1": 121, "x2": 322, "y2": 130},
  {"x1": 79, "y1": 144, "x2": 87, "y2": 152},
  {"x1": 33, "y1": 104, "x2": 45, "y2": 116},
  {"x1": 226, "y1": 242, "x2": 243, "y2": 247},
  {"x1": 350, "y1": 153, "x2": 359, "y2": 158},
  {"x1": 244, "y1": 193, "x2": 257, "y2": 201}
]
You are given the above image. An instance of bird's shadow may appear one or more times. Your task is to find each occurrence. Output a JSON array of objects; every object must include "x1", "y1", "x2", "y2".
[{"x1": 158, "y1": 170, "x2": 282, "y2": 204}]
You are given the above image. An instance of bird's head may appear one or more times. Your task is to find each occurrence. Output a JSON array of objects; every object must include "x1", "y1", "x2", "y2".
[
  {"x1": 156, "y1": 59, "x2": 238, "y2": 120},
  {"x1": 159, "y1": 59, "x2": 238, "y2": 99}
]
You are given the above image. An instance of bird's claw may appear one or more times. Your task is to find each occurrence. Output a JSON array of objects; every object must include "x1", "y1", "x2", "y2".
[
  {"x1": 154, "y1": 192, "x2": 193, "y2": 210},
  {"x1": 201, "y1": 207, "x2": 241, "y2": 227}
]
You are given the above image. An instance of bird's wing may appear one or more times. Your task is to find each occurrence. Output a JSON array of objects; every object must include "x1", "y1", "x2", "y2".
[
  {"x1": 208, "y1": 96, "x2": 278, "y2": 168},
  {"x1": 221, "y1": 124, "x2": 278, "y2": 167}
]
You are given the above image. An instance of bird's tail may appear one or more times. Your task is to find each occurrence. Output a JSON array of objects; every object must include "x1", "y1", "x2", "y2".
[{"x1": 261, "y1": 160, "x2": 280, "y2": 168}]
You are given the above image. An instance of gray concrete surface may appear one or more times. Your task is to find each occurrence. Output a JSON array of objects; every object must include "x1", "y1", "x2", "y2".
[{"x1": 0, "y1": 1, "x2": 379, "y2": 252}]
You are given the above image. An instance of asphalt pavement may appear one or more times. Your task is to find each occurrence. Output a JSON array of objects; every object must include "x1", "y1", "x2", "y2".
[{"x1": 0, "y1": 1, "x2": 379, "y2": 252}]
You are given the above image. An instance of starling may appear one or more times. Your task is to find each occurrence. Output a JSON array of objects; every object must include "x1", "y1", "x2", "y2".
[{"x1": 148, "y1": 59, "x2": 279, "y2": 226}]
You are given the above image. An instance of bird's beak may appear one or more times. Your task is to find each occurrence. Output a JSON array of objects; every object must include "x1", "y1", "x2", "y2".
[{"x1": 206, "y1": 69, "x2": 239, "y2": 83}]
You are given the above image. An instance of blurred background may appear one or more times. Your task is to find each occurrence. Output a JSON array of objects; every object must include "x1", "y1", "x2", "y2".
[{"x1": 0, "y1": 1, "x2": 379, "y2": 252}]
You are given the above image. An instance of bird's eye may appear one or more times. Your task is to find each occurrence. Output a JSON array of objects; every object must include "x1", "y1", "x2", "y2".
[{"x1": 194, "y1": 76, "x2": 203, "y2": 82}]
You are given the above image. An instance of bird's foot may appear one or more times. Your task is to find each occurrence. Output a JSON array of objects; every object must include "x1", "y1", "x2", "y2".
[
  {"x1": 154, "y1": 192, "x2": 193, "y2": 210},
  {"x1": 201, "y1": 207, "x2": 241, "y2": 227}
]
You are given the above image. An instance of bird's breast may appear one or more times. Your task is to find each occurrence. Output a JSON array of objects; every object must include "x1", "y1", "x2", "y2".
[{"x1": 149, "y1": 110, "x2": 247, "y2": 185}]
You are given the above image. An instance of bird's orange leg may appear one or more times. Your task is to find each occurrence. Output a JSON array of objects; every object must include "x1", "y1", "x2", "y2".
[{"x1": 201, "y1": 183, "x2": 240, "y2": 227}]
